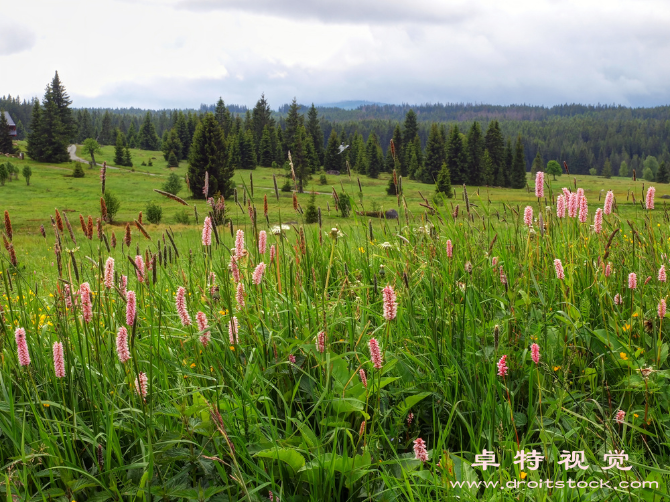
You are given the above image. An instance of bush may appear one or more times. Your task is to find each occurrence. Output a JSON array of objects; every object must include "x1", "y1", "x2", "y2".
[
  {"x1": 271, "y1": 161, "x2": 278, "y2": 168},
  {"x1": 146, "y1": 201, "x2": 163, "y2": 224},
  {"x1": 148, "y1": 159, "x2": 153, "y2": 166},
  {"x1": 337, "y1": 192, "x2": 352, "y2": 217},
  {"x1": 174, "y1": 209, "x2": 190, "y2": 224},
  {"x1": 319, "y1": 174, "x2": 328, "y2": 185},
  {"x1": 305, "y1": 192, "x2": 318, "y2": 223},
  {"x1": 22, "y1": 165, "x2": 32, "y2": 185},
  {"x1": 104, "y1": 191, "x2": 121, "y2": 223},
  {"x1": 589, "y1": 168, "x2": 597, "y2": 176},
  {"x1": 162, "y1": 171, "x2": 183, "y2": 195},
  {"x1": 643, "y1": 167, "x2": 655, "y2": 182},
  {"x1": 141, "y1": 161, "x2": 147, "y2": 166},
  {"x1": 281, "y1": 179, "x2": 292, "y2": 192},
  {"x1": 167, "y1": 151, "x2": 179, "y2": 168},
  {"x1": 0, "y1": 163, "x2": 7, "y2": 186},
  {"x1": 73, "y1": 163, "x2": 85, "y2": 178}
]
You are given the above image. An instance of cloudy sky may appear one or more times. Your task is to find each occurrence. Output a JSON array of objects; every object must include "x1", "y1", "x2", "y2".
[{"x1": 1, "y1": 0, "x2": 669, "y2": 109}]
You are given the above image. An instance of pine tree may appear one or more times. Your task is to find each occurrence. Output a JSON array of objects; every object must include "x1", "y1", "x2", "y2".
[
  {"x1": 413, "y1": 135, "x2": 424, "y2": 171},
  {"x1": 99, "y1": 111, "x2": 113, "y2": 145},
  {"x1": 391, "y1": 124, "x2": 405, "y2": 176},
  {"x1": 384, "y1": 147, "x2": 395, "y2": 174},
  {"x1": 355, "y1": 141, "x2": 367, "y2": 175},
  {"x1": 259, "y1": 125, "x2": 274, "y2": 167},
  {"x1": 435, "y1": 162, "x2": 452, "y2": 198},
  {"x1": 408, "y1": 146, "x2": 419, "y2": 180},
  {"x1": 656, "y1": 161, "x2": 669, "y2": 183},
  {"x1": 481, "y1": 150, "x2": 494, "y2": 185},
  {"x1": 38, "y1": 88, "x2": 70, "y2": 162},
  {"x1": 214, "y1": 98, "x2": 232, "y2": 136},
  {"x1": 466, "y1": 121, "x2": 484, "y2": 185},
  {"x1": 305, "y1": 191, "x2": 319, "y2": 223},
  {"x1": 365, "y1": 132, "x2": 383, "y2": 179},
  {"x1": 0, "y1": 110, "x2": 14, "y2": 154},
  {"x1": 445, "y1": 125, "x2": 467, "y2": 185},
  {"x1": 602, "y1": 158, "x2": 613, "y2": 179},
  {"x1": 531, "y1": 151, "x2": 542, "y2": 177},
  {"x1": 510, "y1": 135, "x2": 527, "y2": 188},
  {"x1": 48, "y1": 72, "x2": 76, "y2": 142},
  {"x1": 168, "y1": 151, "x2": 179, "y2": 167},
  {"x1": 324, "y1": 130, "x2": 342, "y2": 172},
  {"x1": 228, "y1": 135, "x2": 242, "y2": 170},
  {"x1": 403, "y1": 109, "x2": 418, "y2": 167},
  {"x1": 275, "y1": 125, "x2": 285, "y2": 164},
  {"x1": 175, "y1": 113, "x2": 190, "y2": 159},
  {"x1": 162, "y1": 129, "x2": 183, "y2": 161},
  {"x1": 304, "y1": 134, "x2": 319, "y2": 173},
  {"x1": 139, "y1": 112, "x2": 160, "y2": 150},
  {"x1": 123, "y1": 146, "x2": 133, "y2": 167},
  {"x1": 114, "y1": 131, "x2": 126, "y2": 165},
  {"x1": 485, "y1": 121, "x2": 505, "y2": 186},
  {"x1": 284, "y1": 98, "x2": 302, "y2": 158},
  {"x1": 188, "y1": 113, "x2": 232, "y2": 198},
  {"x1": 420, "y1": 123, "x2": 447, "y2": 184},
  {"x1": 501, "y1": 141, "x2": 513, "y2": 187},
  {"x1": 252, "y1": 93, "x2": 274, "y2": 158},
  {"x1": 306, "y1": 104, "x2": 325, "y2": 165},
  {"x1": 238, "y1": 129, "x2": 256, "y2": 170},
  {"x1": 293, "y1": 126, "x2": 310, "y2": 192},
  {"x1": 126, "y1": 121, "x2": 138, "y2": 148}
]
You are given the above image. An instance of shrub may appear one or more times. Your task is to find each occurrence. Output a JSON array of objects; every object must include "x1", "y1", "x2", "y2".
[
  {"x1": 319, "y1": 174, "x2": 328, "y2": 185},
  {"x1": 146, "y1": 201, "x2": 163, "y2": 224},
  {"x1": 141, "y1": 161, "x2": 147, "y2": 166},
  {"x1": 174, "y1": 209, "x2": 190, "y2": 224},
  {"x1": 6, "y1": 162, "x2": 16, "y2": 181},
  {"x1": 0, "y1": 163, "x2": 7, "y2": 186},
  {"x1": 337, "y1": 192, "x2": 352, "y2": 217},
  {"x1": 589, "y1": 168, "x2": 597, "y2": 176},
  {"x1": 104, "y1": 191, "x2": 121, "y2": 223},
  {"x1": 643, "y1": 166, "x2": 655, "y2": 182},
  {"x1": 281, "y1": 179, "x2": 292, "y2": 192},
  {"x1": 305, "y1": 192, "x2": 318, "y2": 223},
  {"x1": 73, "y1": 163, "x2": 85, "y2": 178},
  {"x1": 167, "y1": 151, "x2": 179, "y2": 168},
  {"x1": 22, "y1": 165, "x2": 32, "y2": 185},
  {"x1": 162, "y1": 172, "x2": 183, "y2": 195},
  {"x1": 271, "y1": 161, "x2": 278, "y2": 168},
  {"x1": 148, "y1": 159, "x2": 153, "y2": 166}
]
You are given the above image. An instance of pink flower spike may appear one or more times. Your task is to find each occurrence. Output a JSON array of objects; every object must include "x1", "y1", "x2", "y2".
[
  {"x1": 235, "y1": 229, "x2": 245, "y2": 258},
  {"x1": 316, "y1": 331, "x2": 326, "y2": 354},
  {"x1": 202, "y1": 216, "x2": 212, "y2": 246},
  {"x1": 120, "y1": 275, "x2": 127, "y2": 299},
  {"x1": 497, "y1": 355, "x2": 508, "y2": 377},
  {"x1": 407, "y1": 412, "x2": 414, "y2": 425},
  {"x1": 593, "y1": 208, "x2": 603, "y2": 234},
  {"x1": 382, "y1": 284, "x2": 397, "y2": 321},
  {"x1": 659, "y1": 265, "x2": 667, "y2": 282},
  {"x1": 79, "y1": 282, "x2": 93, "y2": 323},
  {"x1": 196, "y1": 311, "x2": 210, "y2": 346},
  {"x1": 554, "y1": 259, "x2": 565, "y2": 280},
  {"x1": 368, "y1": 338, "x2": 383, "y2": 369},
  {"x1": 135, "y1": 372, "x2": 148, "y2": 398},
  {"x1": 64, "y1": 284, "x2": 73, "y2": 308},
  {"x1": 578, "y1": 194, "x2": 588, "y2": 223},
  {"x1": 604, "y1": 190, "x2": 614, "y2": 215},
  {"x1": 530, "y1": 343, "x2": 540, "y2": 365},
  {"x1": 659, "y1": 299, "x2": 666, "y2": 319},
  {"x1": 252, "y1": 262, "x2": 266, "y2": 285},
  {"x1": 556, "y1": 195, "x2": 566, "y2": 218},
  {"x1": 236, "y1": 281, "x2": 246, "y2": 309},
  {"x1": 270, "y1": 244, "x2": 276, "y2": 264},
  {"x1": 614, "y1": 293, "x2": 622, "y2": 305},
  {"x1": 523, "y1": 206, "x2": 533, "y2": 227},
  {"x1": 446, "y1": 239, "x2": 453, "y2": 258},
  {"x1": 175, "y1": 286, "x2": 192, "y2": 326},
  {"x1": 628, "y1": 272, "x2": 637, "y2": 290},
  {"x1": 359, "y1": 368, "x2": 368, "y2": 388},
  {"x1": 116, "y1": 327, "x2": 131, "y2": 363},
  {"x1": 288, "y1": 354, "x2": 296, "y2": 364},
  {"x1": 15, "y1": 328, "x2": 30, "y2": 367},
  {"x1": 568, "y1": 192, "x2": 578, "y2": 218},
  {"x1": 259, "y1": 230, "x2": 267, "y2": 254},
  {"x1": 413, "y1": 438, "x2": 428, "y2": 462},
  {"x1": 492, "y1": 256, "x2": 498, "y2": 267},
  {"x1": 535, "y1": 171, "x2": 545, "y2": 198},
  {"x1": 615, "y1": 409, "x2": 625, "y2": 424},
  {"x1": 646, "y1": 186, "x2": 655, "y2": 210},
  {"x1": 126, "y1": 290, "x2": 136, "y2": 326},
  {"x1": 134, "y1": 255, "x2": 146, "y2": 283},
  {"x1": 229, "y1": 255, "x2": 240, "y2": 283},
  {"x1": 104, "y1": 257, "x2": 114, "y2": 289},
  {"x1": 229, "y1": 316, "x2": 239, "y2": 344},
  {"x1": 605, "y1": 262, "x2": 612, "y2": 278},
  {"x1": 53, "y1": 341, "x2": 65, "y2": 377}
]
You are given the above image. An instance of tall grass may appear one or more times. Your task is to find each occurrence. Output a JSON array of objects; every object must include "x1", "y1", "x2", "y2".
[{"x1": 0, "y1": 185, "x2": 669, "y2": 501}]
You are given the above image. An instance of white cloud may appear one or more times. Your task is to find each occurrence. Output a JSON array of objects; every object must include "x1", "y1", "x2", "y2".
[{"x1": 0, "y1": 21, "x2": 37, "y2": 56}]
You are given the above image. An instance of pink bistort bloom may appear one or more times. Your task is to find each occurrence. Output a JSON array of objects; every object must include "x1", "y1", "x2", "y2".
[
  {"x1": 646, "y1": 186, "x2": 655, "y2": 210},
  {"x1": 556, "y1": 195, "x2": 566, "y2": 218},
  {"x1": 446, "y1": 239, "x2": 453, "y2": 258},
  {"x1": 202, "y1": 216, "x2": 212, "y2": 246},
  {"x1": 316, "y1": 331, "x2": 326, "y2": 354},
  {"x1": 413, "y1": 438, "x2": 428, "y2": 462},
  {"x1": 535, "y1": 171, "x2": 545, "y2": 198},
  {"x1": 135, "y1": 255, "x2": 146, "y2": 283},
  {"x1": 369, "y1": 338, "x2": 383, "y2": 369},
  {"x1": 235, "y1": 229, "x2": 245, "y2": 258},
  {"x1": 524, "y1": 206, "x2": 533, "y2": 227},
  {"x1": 135, "y1": 372, "x2": 148, "y2": 397},
  {"x1": 605, "y1": 262, "x2": 612, "y2": 278},
  {"x1": 615, "y1": 409, "x2": 625, "y2": 424},
  {"x1": 382, "y1": 284, "x2": 397, "y2": 320},
  {"x1": 270, "y1": 244, "x2": 276, "y2": 264},
  {"x1": 104, "y1": 257, "x2": 114, "y2": 289},
  {"x1": 252, "y1": 262, "x2": 266, "y2": 285},
  {"x1": 120, "y1": 275, "x2": 127, "y2": 299},
  {"x1": 236, "y1": 282, "x2": 245, "y2": 309},
  {"x1": 53, "y1": 341, "x2": 65, "y2": 377},
  {"x1": 196, "y1": 311, "x2": 210, "y2": 346},
  {"x1": 530, "y1": 343, "x2": 540, "y2": 365},
  {"x1": 497, "y1": 355, "x2": 508, "y2": 377},
  {"x1": 175, "y1": 286, "x2": 192, "y2": 326},
  {"x1": 568, "y1": 192, "x2": 578, "y2": 218},
  {"x1": 79, "y1": 282, "x2": 93, "y2": 323},
  {"x1": 578, "y1": 195, "x2": 588, "y2": 223},
  {"x1": 628, "y1": 272, "x2": 637, "y2": 290},
  {"x1": 15, "y1": 328, "x2": 30, "y2": 367},
  {"x1": 229, "y1": 255, "x2": 240, "y2": 283},
  {"x1": 659, "y1": 298, "x2": 667, "y2": 319},
  {"x1": 259, "y1": 230, "x2": 267, "y2": 254},
  {"x1": 359, "y1": 368, "x2": 368, "y2": 388},
  {"x1": 554, "y1": 258, "x2": 565, "y2": 280},
  {"x1": 116, "y1": 326, "x2": 131, "y2": 363},
  {"x1": 659, "y1": 265, "x2": 667, "y2": 282},
  {"x1": 126, "y1": 290, "x2": 136, "y2": 326},
  {"x1": 593, "y1": 208, "x2": 603, "y2": 234},
  {"x1": 229, "y1": 316, "x2": 239, "y2": 344},
  {"x1": 604, "y1": 190, "x2": 614, "y2": 215},
  {"x1": 614, "y1": 293, "x2": 623, "y2": 305},
  {"x1": 492, "y1": 256, "x2": 499, "y2": 267}
]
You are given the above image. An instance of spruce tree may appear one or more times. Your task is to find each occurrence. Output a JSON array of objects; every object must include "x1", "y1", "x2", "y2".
[
  {"x1": 501, "y1": 140, "x2": 513, "y2": 187},
  {"x1": 408, "y1": 147, "x2": 419, "y2": 180},
  {"x1": 175, "y1": 113, "x2": 191, "y2": 159},
  {"x1": 365, "y1": 132, "x2": 383, "y2": 179},
  {"x1": 619, "y1": 160, "x2": 629, "y2": 177},
  {"x1": 305, "y1": 191, "x2": 319, "y2": 223},
  {"x1": 481, "y1": 150, "x2": 494, "y2": 185},
  {"x1": 355, "y1": 141, "x2": 367, "y2": 175},
  {"x1": 259, "y1": 125, "x2": 274, "y2": 167},
  {"x1": 214, "y1": 98, "x2": 232, "y2": 136},
  {"x1": 114, "y1": 131, "x2": 126, "y2": 165},
  {"x1": 76, "y1": 109, "x2": 94, "y2": 143},
  {"x1": 306, "y1": 104, "x2": 325, "y2": 165},
  {"x1": 49, "y1": 72, "x2": 76, "y2": 141},
  {"x1": 403, "y1": 109, "x2": 418, "y2": 167},
  {"x1": 510, "y1": 135, "x2": 527, "y2": 188},
  {"x1": 126, "y1": 121, "x2": 138, "y2": 148},
  {"x1": 99, "y1": 111, "x2": 113, "y2": 145},
  {"x1": 293, "y1": 126, "x2": 310, "y2": 192},
  {"x1": 162, "y1": 129, "x2": 183, "y2": 162},
  {"x1": 239, "y1": 130, "x2": 256, "y2": 169},
  {"x1": 252, "y1": 93, "x2": 274, "y2": 158},
  {"x1": 275, "y1": 125, "x2": 285, "y2": 164},
  {"x1": 413, "y1": 135, "x2": 424, "y2": 170},
  {"x1": 228, "y1": 135, "x2": 241, "y2": 170},
  {"x1": 188, "y1": 113, "x2": 232, "y2": 198},
  {"x1": 15, "y1": 120, "x2": 25, "y2": 140},
  {"x1": 0, "y1": 163, "x2": 8, "y2": 185},
  {"x1": 384, "y1": 148, "x2": 395, "y2": 174},
  {"x1": 123, "y1": 146, "x2": 133, "y2": 167},
  {"x1": 38, "y1": 89, "x2": 70, "y2": 162},
  {"x1": 445, "y1": 125, "x2": 467, "y2": 185},
  {"x1": 531, "y1": 151, "x2": 542, "y2": 176},
  {"x1": 656, "y1": 161, "x2": 669, "y2": 183},
  {"x1": 139, "y1": 112, "x2": 160, "y2": 150},
  {"x1": 435, "y1": 162, "x2": 452, "y2": 198},
  {"x1": 168, "y1": 151, "x2": 179, "y2": 167},
  {"x1": 421, "y1": 123, "x2": 446, "y2": 184},
  {"x1": 0, "y1": 110, "x2": 14, "y2": 154},
  {"x1": 284, "y1": 98, "x2": 302, "y2": 158},
  {"x1": 304, "y1": 134, "x2": 319, "y2": 173},
  {"x1": 602, "y1": 159, "x2": 613, "y2": 179},
  {"x1": 466, "y1": 121, "x2": 484, "y2": 185},
  {"x1": 485, "y1": 121, "x2": 505, "y2": 186},
  {"x1": 324, "y1": 130, "x2": 342, "y2": 172},
  {"x1": 392, "y1": 124, "x2": 405, "y2": 175}
]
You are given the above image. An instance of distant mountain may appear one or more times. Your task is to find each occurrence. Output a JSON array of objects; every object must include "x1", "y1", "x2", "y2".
[{"x1": 316, "y1": 100, "x2": 389, "y2": 110}]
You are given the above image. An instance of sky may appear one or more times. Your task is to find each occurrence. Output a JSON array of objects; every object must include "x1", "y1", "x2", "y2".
[{"x1": 1, "y1": 0, "x2": 669, "y2": 109}]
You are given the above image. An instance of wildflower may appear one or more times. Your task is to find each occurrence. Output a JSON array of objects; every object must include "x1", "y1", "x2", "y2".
[
  {"x1": 520, "y1": 472, "x2": 527, "y2": 479},
  {"x1": 133, "y1": 255, "x2": 145, "y2": 283},
  {"x1": 4, "y1": 210, "x2": 12, "y2": 240},
  {"x1": 639, "y1": 366, "x2": 653, "y2": 379},
  {"x1": 235, "y1": 229, "x2": 245, "y2": 258},
  {"x1": 123, "y1": 291, "x2": 136, "y2": 326},
  {"x1": 288, "y1": 354, "x2": 296, "y2": 364},
  {"x1": 368, "y1": 338, "x2": 383, "y2": 369},
  {"x1": 252, "y1": 262, "x2": 266, "y2": 285},
  {"x1": 104, "y1": 257, "x2": 114, "y2": 289},
  {"x1": 659, "y1": 265, "x2": 666, "y2": 282},
  {"x1": 135, "y1": 372, "x2": 148, "y2": 398},
  {"x1": 446, "y1": 239, "x2": 453, "y2": 258},
  {"x1": 535, "y1": 171, "x2": 545, "y2": 198},
  {"x1": 620, "y1": 352, "x2": 628, "y2": 360},
  {"x1": 593, "y1": 208, "x2": 603, "y2": 234},
  {"x1": 530, "y1": 343, "x2": 540, "y2": 365},
  {"x1": 659, "y1": 299, "x2": 666, "y2": 318},
  {"x1": 359, "y1": 421, "x2": 366, "y2": 436},
  {"x1": 407, "y1": 412, "x2": 414, "y2": 425},
  {"x1": 413, "y1": 438, "x2": 428, "y2": 462},
  {"x1": 175, "y1": 286, "x2": 191, "y2": 326},
  {"x1": 499, "y1": 266, "x2": 508, "y2": 286},
  {"x1": 464, "y1": 261, "x2": 473, "y2": 274},
  {"x1": 615, "y1": 410, "x2": 625, "y2": 424},
  {"x1": 628, "y1": 272, "x2": 637, "y2": 289},
  {"x1": 53, "y1": 341, "x2": 65, "y2": 377},
  {"x1": 382, "y1": 284, "x2": 397, "y2": 320},
  {"x1": 578, "y1": 195, "x2": 588, "y2": 223},
  {"x1": 497, "y1": 355, "x2": 508, "y2": 377},
  {"x1": 614, "y1": 293, "x2": 622, "y2": 305},
  {"x1": 64, "y1": 284, "x2": 73, "y2": 308},
  {"x1": 523, "y1": 206, "x2": 533, "y2": 227},
  {"x1": 115, "y1": 326, "x2": 131, "y2": 363},
  {"x1": 646, "y1": 186, "x2": 655, "y2": 210},
  {"x1": 270, "y1": 244, "x2": 276, "y2": 264},
  {"x1": 315, "y1": 331, "x2": 326, "y2": 353},
  {"x1": 556, "y1": 195, "x2": 566, "y2": 218},
  {"x1": 604, "y1": 190, "x2": 614, "y2": 215},
  {"x1": 492, "y1": 256, "x2": 499, "y2": 267},
  {"x1": 605, "y1": 262, "x2": 612, "y2": 278},
  {"x1": 79, "y1": 282, "x2": 93, "y2": 323},
  {"x1": 554, "y1": 259, "x2": 565, "y2": 280},
  {"x1": 196, "y1": 311, "x2": 211, "y2": 346},
  {"x1": 645, "y1": 276, "x2": 652, "y2": 285},
  {"x1": 359, "y1": 368, "x2": 368, "y2": 388},
  {"x1": 236, "y1": 282, "x2": 246, "y2": 309},
  {"x1": 202, "y1": 216, "x2": 212, "y2": 246},
  {"x1": 229, "y1": 255, "x2": 240, "y2": 283},
  {"x1": 15, "y1": 327, "x2": 30, "y2": 366},
  {"x1": 228, "y1": 316, "x2": 239, "y2": 344},
  {"x1": 124, "y1": 222, "x2": 131, "y2": 246},
  {"x1": 562, "y1": 187, "x2": 571, "y2": 200}
]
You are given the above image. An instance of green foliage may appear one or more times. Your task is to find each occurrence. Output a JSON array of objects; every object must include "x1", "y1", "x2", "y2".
[
  {"x1": 167, "y1": 151, "x2": 179, "y2": 168},
  {"x1": 103, "y1": 191, "x2": 121, "y2": 223},
  {"x1": 148, "y1": 159, "x2": 153, "y2": 166},
  {"x1": 0, "y1": 163, "x2": 7, "y2": 185},
  {"x1": 445, "y1": 125, "x2": 467, "y2": 185},
  {"x1": 162, "y1": 171, "x2": 183, "y2": 195},
  {"x1": 619, "y1": 160, "x2": 629, "y2": 177},
  {"x1": 657, "y1": 162, "x2": 669, "y2": 183},
  {"x1": 259, "y1": 125, "x2": 274, "y2": 167},
  {"x1": 324, "y1": 129, "x2": 342, "y2": 172},
  {"x1": 0, "y1": 109, "x2": 15, "y2": 154},
  {"x1": 589, "y1": 167, "x2": 597, "y2": 176},
  {"x1": 531, "y1": 151, "x2": 542, "y2": 176},
  {"x1": 81, "y1": 138, "x2": 102, "y2": 166},
  {"x1": 281, "y1": 178, "x2": 292, "y2": 192},
  {"x1": 188, "y1": 113, "x2": 232, "y2": 199},
  {"x1": 22, "y1": 165, "x2": 32, "y2": 185},
  {"x1": 145, "y1": 200, "x2": 163, "y2": 224},
  {"x1": 72, "y1": 162, "x2": 85, "y2": 178},
  {"x1": 644, "y1": 156, "x2": 660, "y2": 179},
  {"x1": 138, "y1": 111, "x2": 160, "y2": 150},
  {"x1": 510, "y1": 135, "x2": 527, "y2": 188},
  {"x1": 365, "y1": 132, "x2": 383, "y2": 179},
  {"x1": 162, "y1": 129, "x2": 183, "y2": 162},
  {"x1": 602, "y1": 159, "x2": 612, "y2": 179},
  {"x1": 485, "y1": 120, "x2": 506, "y2": 187},
  {"x1": 123, "y1": 146, "x2": 133, "y2": 168},
  {"x1": 643, "y1": 166, "x2": 655, "y2": 181},
  {"x1": 466, "y1": 121, "x2": 484, "y2": 185},
  {"x1": 336, "y1": 191, "x2": 352, "y2": 217},
  {"x1": 546, "y1": 160, "x2": 562, "y2": 180},
  {"x1": 319, "y1": 174, "x2": 328, "y2": 185},
  {"x1": 114, "y1": 131, "x2": 127, "y2": 165},
  {"x1": 174, "y1": 208, "x2": 190, "y2": 224},
  {"x1": 305, "y1": 192, "x2": 319, "y2": 223},
  {"x1": 307, "y1": 104, "x2": 325, "y2": 165},
  {"x1": 435, "y1": 162, "x2": 452, "y2": 197}
]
